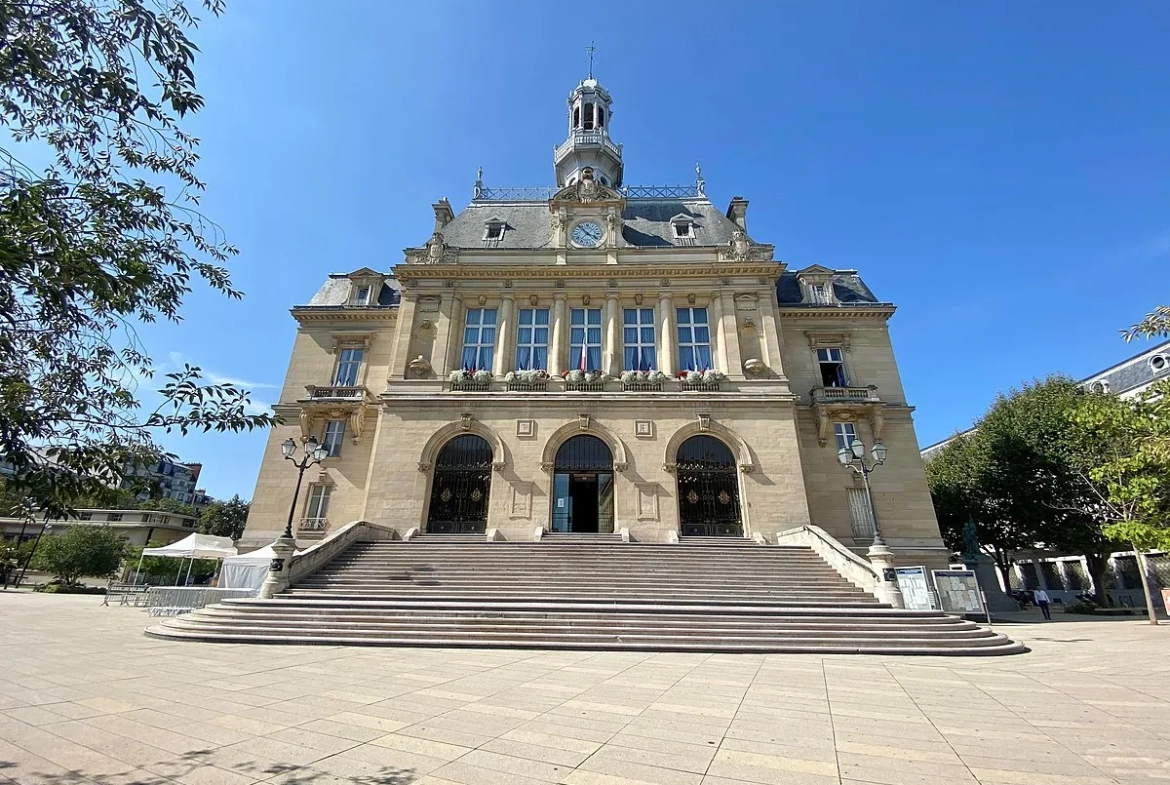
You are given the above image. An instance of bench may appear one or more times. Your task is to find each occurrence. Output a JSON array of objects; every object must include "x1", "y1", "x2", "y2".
[{"x1": 102, "y1": 582, "x2": 151, "y2": 607}]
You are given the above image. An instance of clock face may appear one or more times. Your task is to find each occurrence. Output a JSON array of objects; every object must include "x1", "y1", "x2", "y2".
[{"x1": 571, "y1": 221, "x2": 604, "y2": 248}]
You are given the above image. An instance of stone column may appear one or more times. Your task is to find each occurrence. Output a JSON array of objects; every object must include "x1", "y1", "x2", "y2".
[
  {"x1": 717, "y1": 291, "x2": 744, "y2": 378},
  {"x1": 444, "y1": 293, "x2": 464, "y2": 374},
  {"x1": 603, "y1": 292, "x2": 621, "y2": 376},
  {"x1": 549, "y1": 292, "x2": 567, "y2": 375},
  {"x1": 493, "y1": 293, "x2": 515, "y2": 375},
  {"x1": 657, "y1": 293, "x2": 676, "y2": 375},
  {"x1": 755, "y1": 286, "x2": 787, "y2": 378},
  {"x1": 708, "y1": 295, "x2": 727, "y2": 375},
  {"x1": 387, "y1": 295, "x2": 417, "y2": 380}
]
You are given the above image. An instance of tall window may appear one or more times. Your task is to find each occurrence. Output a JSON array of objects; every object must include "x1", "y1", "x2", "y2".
[
  {"x1": 334, "y1": 347, "x2": 364, "y2": 386},
  {"x1": 623, "y1": 308, "x2": 656, "y2": 371},
  {"x1": 515, "y1": 308, "x2": 550, "y2": 370},
  {"x1": 461, "y1": 308, "x2": 497, "y2": 372},
  {"x1": 817, "y1": 348, "x2": 848, "y2": 387},
  {"x1": 323, "y1": 420, "x2": 346, "y2": 457},
  {"x1": 570, "y1": 308, "x2": 602, "y2": 371},
  {"x1": 583, "y1": 103, "x2": 595, "y2": 130},
  {"x1": 834, "y1": 422, "x2": 857, "y2": 451},
  {"x1": 305, "y1": 485, "x2": 331, "y2": 524},
  {"x1": 676, "y1": 307, "x2": 712, "y2": 371}
]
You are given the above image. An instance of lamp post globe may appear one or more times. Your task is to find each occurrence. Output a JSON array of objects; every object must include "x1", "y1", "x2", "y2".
[
  {"x1": 872, "y1": 440, "x2": 887, "y2": 464},
  {"x1": 837, "y1": 445, "x2": 853, "y2": 466},
  {"x1": 281, "y1": 438, "x2": 296, "y2": 458}
]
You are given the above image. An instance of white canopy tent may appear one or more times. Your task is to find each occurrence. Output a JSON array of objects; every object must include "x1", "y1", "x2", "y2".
[
  {"x1": 135, "y1": 533, "x2": 238, "y2": 585},
  {"x1": 218, "y1": 544, "x2": 297, "y2": 593}
]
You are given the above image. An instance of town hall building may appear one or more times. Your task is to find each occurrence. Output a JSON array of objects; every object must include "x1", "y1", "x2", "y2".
[{"x1": 239, "y1": 75, "x2": 949, "y2": 571}]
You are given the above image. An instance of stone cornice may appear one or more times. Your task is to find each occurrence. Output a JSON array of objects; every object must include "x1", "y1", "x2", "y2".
[
  {"x1": 290, "y1": 307, "x2": 399, "y2": 324},
  {"x1": 394, "y1": 262, "x2": 784, "y2": 284},
  {"x1": 777, "y1": 304, "x2": 896, "y2": 319},
  {"x1": 377, "y1": 392, "x2": 800, "y2": 405}
]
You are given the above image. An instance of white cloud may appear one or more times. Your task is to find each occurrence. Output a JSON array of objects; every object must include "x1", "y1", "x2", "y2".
[{"x1": 167, "y1": 351, "x2": 279, "y2": 391}]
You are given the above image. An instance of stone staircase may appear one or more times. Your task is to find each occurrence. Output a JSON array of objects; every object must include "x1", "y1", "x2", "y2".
[{"x1": 146, "y1": 539, "x2": 1025, "y2": 655}]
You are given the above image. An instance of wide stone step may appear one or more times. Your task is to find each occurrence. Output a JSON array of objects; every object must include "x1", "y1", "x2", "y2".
[{"x1": 144, "y1": 537, "x2": 1024, "y2": 655}]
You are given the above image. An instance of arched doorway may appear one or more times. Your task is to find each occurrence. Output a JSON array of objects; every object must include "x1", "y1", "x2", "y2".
[
  {"x1": 551, "y1": 435, "x2": 614, "y2": 533},
  {"x1": 676, "y1": 435, "x2": 742, "y2": 537},
  {"x1": 427, "y1": 435, "x2": 492, "y2": 533}
]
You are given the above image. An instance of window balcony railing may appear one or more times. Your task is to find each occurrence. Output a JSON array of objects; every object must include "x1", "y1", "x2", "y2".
[
  {"x1": 449, "y1": 380, "x2": 491, "y2": 392},
  {"x1": 299, "y1": 517, "x2": 328, "y2": 534},
  {"x1": 621, "y1": 382, "x2": 663, "y2": 392},
  {"x1": 679, "y1": 380, "x2": 722, "y2": 392},
  {"x1": 506, "y1": 380, "x2": 548, "y2": 392},
  {"x1": 305, "y1": 384, "x2": 365, "y2": 400},
  {"x1": 809, "y1": 385, "x2": 880, "y2": 403},
  {"x1": 566, "y1": 380, "x2": 605, "y2": 392}
]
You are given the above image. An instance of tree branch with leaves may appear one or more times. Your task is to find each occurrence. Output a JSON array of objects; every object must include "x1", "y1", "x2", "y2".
[{"x1": 0, "y1": 0, "x2": 275, "y2": 519}]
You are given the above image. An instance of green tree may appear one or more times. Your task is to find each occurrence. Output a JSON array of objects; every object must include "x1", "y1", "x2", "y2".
[
  {"x1": 926, "y1": 431, "x2": 1037, "y2": 588},
  {"x1": 141, "y1": 496, "x2": 198, "y2": 518},
  {"x1": 199, "y1": 494, "x2": 248, "y2": 540},
  {"x1": 0, "y1": 0, "x2": 275, "y2": 521},
  {"x1": 32, "y1": 524, "x2": 127, "y2": 585},
  {"x1": 1073, "y1": 382, "x2": 1170, "y2": 623},
  {"x1": 925, "y1": 377, "x2": 1119, "y2": 596}
]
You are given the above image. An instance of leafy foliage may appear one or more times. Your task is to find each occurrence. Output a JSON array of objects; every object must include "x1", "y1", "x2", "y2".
[
  {"x1": 199, "y1": 494, "x2": 248, "y2": 540},
  {"x1": 1124, "y1": 306, "x2": 1170, "y2": 342},
  {"x1": 0, "y1": 0, "x2": 275, "y2": 520},
  {"x1": 925, "y1": 377, "x2": 1121, "y2": 593},
  {"x1": 32, "y1": 524, "x2": 127, "y2": 585}
]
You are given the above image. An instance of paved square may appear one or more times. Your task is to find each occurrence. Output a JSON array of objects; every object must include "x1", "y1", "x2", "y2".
[{"x1": 1, "y1": 593, "x2": 1167, "y2": 785}]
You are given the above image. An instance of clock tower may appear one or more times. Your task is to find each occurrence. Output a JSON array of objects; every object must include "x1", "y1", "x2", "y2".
[{"x1": 553, "y1": 77, "x2": 623, "y2": 189}]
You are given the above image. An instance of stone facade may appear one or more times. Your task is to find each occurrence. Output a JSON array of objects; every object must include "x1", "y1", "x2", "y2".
[{"x1": 241, "y1": 77, "x2": 949, "y2": 570}]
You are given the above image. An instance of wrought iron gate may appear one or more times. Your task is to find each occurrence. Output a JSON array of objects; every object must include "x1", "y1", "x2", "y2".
[
  {"x1": 676, "y1": 435, "x2": 742, "y2": 537},
  {"x1": 427, "y1": 435, "x2": 492, "y2": 534}
]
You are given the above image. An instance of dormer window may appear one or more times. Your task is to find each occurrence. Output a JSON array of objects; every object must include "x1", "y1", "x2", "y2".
[
  {"x1": 354, "y1": 286, "x2": 371, "y2": 306},
  {"x1": 483, "y1": 219, "x2": 505, "y2": 245},
  {"x1": 670, "y1": 214, "x2": 695, "y2": 243},
  {"x1": 1151, "y1": 354, "x2": 1169, "y2": 373},
  {"x1": 807, "y1": 283, "x2": 831, "y2": 304}
]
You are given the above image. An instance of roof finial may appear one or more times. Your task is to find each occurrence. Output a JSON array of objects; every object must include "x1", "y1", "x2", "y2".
[
  {"x1": 473, "y1": 165, "x2": 484, "y2": 200},
  {"x1": 695, "y1": 162, "x2": 705, "y2": 197},
  {"x1": 585, "y1": 41, "x2": 596, "y2": 79}
]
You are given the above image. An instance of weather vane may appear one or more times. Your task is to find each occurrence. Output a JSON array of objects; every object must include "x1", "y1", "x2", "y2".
[{"x1": 586, "y1": 41, "x2": 596, "y2": 79}]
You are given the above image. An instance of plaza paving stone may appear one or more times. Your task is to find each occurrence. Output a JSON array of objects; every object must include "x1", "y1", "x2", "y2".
[{"x1": 0, "y1": 592, "x2": 1168, "y2": 784}]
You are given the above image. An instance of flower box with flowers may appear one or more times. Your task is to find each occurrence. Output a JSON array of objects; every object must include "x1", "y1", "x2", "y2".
[
  {"x1": 620, "y1": 370, "x2": 667, "y2": 392},
  {"x1": 505, "y1": 369, "x2": 549, "y2": 392},
  {"x1": 678, "y1": 369, "x2": 727, "y2": 392},
  {"x1": 562, "y1": 369, "x2": 606, "y2": 392},
  {"x1": 447, "y1": 369, "x2": 493, "y2": 391}
]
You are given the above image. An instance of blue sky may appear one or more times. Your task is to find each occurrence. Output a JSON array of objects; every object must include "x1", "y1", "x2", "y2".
[{"x1": 143, "y1": 0, "x2": 1170, "y2": 498}]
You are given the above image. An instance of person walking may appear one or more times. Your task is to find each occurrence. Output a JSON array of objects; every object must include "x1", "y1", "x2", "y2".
[{"x1": 1034, "y1": 588, "x2": 1052, "y2": 620}]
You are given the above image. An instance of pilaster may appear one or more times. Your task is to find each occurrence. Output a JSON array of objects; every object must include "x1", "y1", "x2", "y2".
[
  {"x1": 493, "y1": 293, "x2": 515, "y2": 374},
  {"x1": 550, "y1": 292, "x2": 568, "y2": 375},
  {"x1": 657, "y1": 292, "x2": 676, "y2": 374},
  {"x1": 388, "y1": 295, "x2": 417, "y2": 380},
  {"x1": 756, "y1": 286, "x2": 787, "y2": 379},
  {"x1": 603, "y1": 292, "x2": 621, "y2": 377},
  {"x1": 717, "y1": 291, "x2": 745, "y2": 379}
]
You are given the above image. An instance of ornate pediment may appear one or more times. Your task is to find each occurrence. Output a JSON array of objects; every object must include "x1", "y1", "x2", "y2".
[
  {"x1": 405, "y1": 231, "x2": 459, "y2": 265},
  {"x1": 551, "y1": 167, "x2": 623, "y2": 204},
  {"x1": 718, "y1": 230, "x2": 773, "y2": 262}
]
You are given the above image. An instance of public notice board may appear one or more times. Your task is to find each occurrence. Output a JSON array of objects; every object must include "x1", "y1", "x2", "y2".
[
  {"x1": 931, "y1": 569, "x2": 985, "y2": 614},
  {"x1": 894, "y1": 566, "x2": 934, "y2": 610}
]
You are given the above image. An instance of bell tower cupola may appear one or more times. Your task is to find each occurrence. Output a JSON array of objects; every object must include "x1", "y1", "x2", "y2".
[{"x1": 554, "y1": 73, "x2": 624, "y2": 189}]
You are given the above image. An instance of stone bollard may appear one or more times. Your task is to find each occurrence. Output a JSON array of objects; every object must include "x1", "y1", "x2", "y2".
[
  {"x1": 867, "y1": 541, "x2": 905, "y2": 609},
  {"x1": 258, "y1": 537, "x2": 297, "y2": 600}
]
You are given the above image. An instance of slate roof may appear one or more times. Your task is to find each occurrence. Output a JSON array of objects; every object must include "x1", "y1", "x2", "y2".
[
  {"x1": 775, "y1": 270, "x2": 882, "y2": 305},
  {"x1": 434, "y1": 197, "x2": 744, "y2": 250},
  {"x1": 301, "y1": 274, "x2": 401, "y2": 309}
]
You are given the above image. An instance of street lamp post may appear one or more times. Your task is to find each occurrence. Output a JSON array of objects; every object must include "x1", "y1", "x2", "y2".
[
  {"x1": 280, "y1": 436, "x2": 330, "y2": 540},
  {"x1": 837, "y1": 436, "x2": 903, "y2": 608},
  {"x1": 259, "y1": 436, "x2": 329, "y2": 600}
]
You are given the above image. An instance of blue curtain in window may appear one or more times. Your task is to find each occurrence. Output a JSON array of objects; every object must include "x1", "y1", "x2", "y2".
[
  {"x1": 516, "y1": 309, "x2": 549, "y2": 370},
  {"x1": 676, "y1": 308, "x2": 712, "y2": 370},
  {"x1": 570, "y1": 309, "x2": 602, "y2": 371},
  {"x1": 461, "y1": 309, "x2": 496, "y2": 371}
]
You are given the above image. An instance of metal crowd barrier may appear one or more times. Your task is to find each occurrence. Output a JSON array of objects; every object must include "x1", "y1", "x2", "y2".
[{"x1": 144, "y1": 586, "x2": 257, "y2": 617}]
